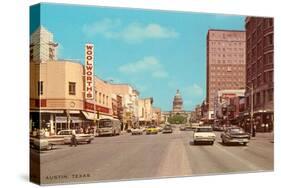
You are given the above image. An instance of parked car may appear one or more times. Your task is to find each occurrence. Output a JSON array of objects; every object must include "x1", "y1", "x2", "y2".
[
  {"x1": 180, "y1": 125, "x2": 188, "y2": 131},
  {"x1": 131, "y1": 127, "x2": 143, "y2": 135},
  {"x1": 57, "y1": 130, "x2": 94, "y2": 144},
  {"x1": 156, "y1": 126, "x2": 163, "y2": 132},
  {"x1": 221, "y1": 127, "x2": 250, "y2": 146},
  {"x1": 213, "y1": 125, "x2": 224, "y2": 131},
  {"x1": 193, "y1": 126, "x2": 216, "y2": 145},
  {"x1": 30, "y1": 135, "x2": 54, "y2": 151},
  {"x1": 146, "y1": 126, "x2": 158, "y2": 135},
  {"x1": 162, "y1": 124, "x2": 173, "y2": 133}
]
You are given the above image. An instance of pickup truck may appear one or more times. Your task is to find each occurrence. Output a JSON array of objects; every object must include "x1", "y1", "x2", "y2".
[{"x1": 56, "y1": 130, "x2": 94, "y2": 144}]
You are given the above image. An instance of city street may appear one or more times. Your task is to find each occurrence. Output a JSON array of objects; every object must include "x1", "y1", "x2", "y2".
[{"x1": 31, "y1": 129, "x2": 273, "y2": 184}]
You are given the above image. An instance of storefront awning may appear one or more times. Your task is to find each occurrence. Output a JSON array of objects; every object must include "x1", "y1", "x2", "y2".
[
  {"x1": 82, "y1": 111, "x2": 95, "y2": 120},
  {"x1": 98, "y1": 114, "x2": 113, "y2": 119},
  {"x1": 69, "y1": 110, "x2": 81, "y2": 114}
]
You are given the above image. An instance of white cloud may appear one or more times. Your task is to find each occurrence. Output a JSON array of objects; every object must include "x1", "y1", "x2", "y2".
[
  {"x1": 118, "y1": 56, "x2": 168, "y2": 79},
  {"x1": 184, "y1": 84, "x2": 204, "y2": 97},
  {"x1": 82, "y1": 18, "x2": 179, "y2": 43},
  {"x1": 82, "y1": 18, "x2": 121, "y2": 37},
  {"x1": 152, "y1": 70, "x2": 169, "y2": 78}
]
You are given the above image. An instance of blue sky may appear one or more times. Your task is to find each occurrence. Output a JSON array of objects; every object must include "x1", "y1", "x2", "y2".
[{"x1": 30, "y1": 3, "x2": 245, "y2": 111}]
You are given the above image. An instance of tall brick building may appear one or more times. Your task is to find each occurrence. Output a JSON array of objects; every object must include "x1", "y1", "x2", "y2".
[
  {"x1": 244, "y1": 17, "x2": 274, "y2": 132},
  {"x1": 206, "y1": 30, "x2": 246, "y2": 120}
]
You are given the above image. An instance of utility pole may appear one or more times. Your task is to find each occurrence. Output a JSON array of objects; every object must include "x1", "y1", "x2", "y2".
[{"x1": 250, "y1": 83, "x2": 255, "y2": 137}]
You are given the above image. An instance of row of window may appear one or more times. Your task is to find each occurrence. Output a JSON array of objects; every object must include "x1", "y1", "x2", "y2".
[
  {"x1": 210, "y1": 32, "x2": 244, "y2": 40},
  {"x1": 95, "y1": 91, "x2": 109, "y2": 106},
  {"x1": 209, "y1": 71, "x2": 244, "y2": 77},
  {"x1": 246, "y1": 54, "x2": 273, "y2": 78},
  {"x1": 246, "y1": 33, "x2": 273, "y2": 54},
  {"x1": 210, "y1": 41, "x2": 244, "y2": 47},
  {"x1": 246, "y1": 88, "x2": 273, "y2": 108},
  {"x1": 210, "y1": 77, "x2": 244, "y2": 82},
  {"x1": 38, "y1": 81, "x2": 76, "y2": 96},
  {"x1": 210, "y1": 66, "x2": 244, "y2": 71},
  {"x1": 246, "y1": 71, "x2": 273, "y2": 88},
  {"x1": 210, "y1": 47, "x2": 244, "y2": 52},
  {"x1": 209, "y1": 82, "x2": 244, "y2": 90},
  {"x1": 246, "y1": 18, "x2": 273, "y2": 35},
  {"x1": 210, "y1": 59, "x2": 245, "y2": 64},
  {"x1": 210, "y1": 53, "x2": 244, "y2": 58},
  {"x1": 37, "y1": 81, "x2": 111, "y2": 107}
]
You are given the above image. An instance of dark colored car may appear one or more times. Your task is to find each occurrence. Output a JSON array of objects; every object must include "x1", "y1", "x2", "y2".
[
  {"x1": 213, "y1": 125, "x2": 224, "y2": 131},
  {"x1": 221, "y1": 127, "x2": 250, "y2": 146},
  {"x1": 162, "y1": 125, "x2": 173, "y2": 134}
]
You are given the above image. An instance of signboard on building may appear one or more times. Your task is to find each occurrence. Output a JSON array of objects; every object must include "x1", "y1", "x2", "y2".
[
  {"x1": 222, "y1": 93, "x2": 236, "y2": 99},
  {"x1": 85, "y1": 43, "x2": 94, "y2": 99}
]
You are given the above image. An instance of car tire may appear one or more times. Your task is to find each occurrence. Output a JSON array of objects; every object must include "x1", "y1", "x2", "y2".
[
  {"x1": 210, "y1": 141, "x2": 214, "y2": 145},
  {"x1": 194, "y1": 141, "x2": 197, "y2": 145},
  {"x1": 243, "y1": 142, "x2": 247, "y2": 146}
]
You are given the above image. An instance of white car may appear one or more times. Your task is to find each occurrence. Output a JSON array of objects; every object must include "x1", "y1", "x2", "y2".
[
  {"x1": 56, "y1": 130, "x2": 94, "y2": 144},
  {"x1": 193, "y1": 126, "x2": 216, "y2": 145},
  {"x1": 30, "y1": 135, "x2": 54, "y2": 150},
  {"x1": 131, "y1": 127, "x2": 143, "y2": 135}
]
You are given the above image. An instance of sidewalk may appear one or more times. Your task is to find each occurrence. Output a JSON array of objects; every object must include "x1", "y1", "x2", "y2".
[{"x1": 251, "y1": 132, "x2": 274, "y2": 142}]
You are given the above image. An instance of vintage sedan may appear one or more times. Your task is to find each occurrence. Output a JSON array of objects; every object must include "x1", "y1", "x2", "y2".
[
  {"x1": 162, "y1": 125, "x2": 173, "y2": 133},
  {"x1": 57, "y1": 130, "x2": 94, "y2": 144},
  {"x1": 146, "y1": 126, "x2": 158, "y2": 135},
  {"x1": 131, "y1": 127, "x2": 143, "y2": 135},
  {"x1": 221, "y1": 127, "x2": 250, "y2": 146},
  {"x1": 30, "y1": 135, "x2": 54, "y2": 151},
  {"x1": 193, "y1": 126, "x2": 216, "y2": 145}
]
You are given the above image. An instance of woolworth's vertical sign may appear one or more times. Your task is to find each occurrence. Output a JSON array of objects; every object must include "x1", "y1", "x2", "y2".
[{"x1": 85, "y1": 44, "x2": 94, "y2": 100}]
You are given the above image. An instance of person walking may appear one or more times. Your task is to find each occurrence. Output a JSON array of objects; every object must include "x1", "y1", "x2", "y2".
[{"x1": 70, "y1": 130, "x2": 77, "y2": 147}]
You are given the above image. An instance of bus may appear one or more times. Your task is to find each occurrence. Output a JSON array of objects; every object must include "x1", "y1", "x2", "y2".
[{"x1": 96, "y1": 118, "x2": 121, "y2": 136}]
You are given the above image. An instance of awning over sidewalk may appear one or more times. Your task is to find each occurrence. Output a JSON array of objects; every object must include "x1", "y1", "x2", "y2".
[
  {"x1": 98, "y1": 114, "x2": 113, "y2": 119},
  {"x1": 82, "y1": 111, "x2": 95, "y2": 120},
  {"x1": 69, "y1": 110, "x2": 81, "y2": 114}
]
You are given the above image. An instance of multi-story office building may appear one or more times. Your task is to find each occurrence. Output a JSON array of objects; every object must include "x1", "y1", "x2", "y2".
[
  {"x1": 245, "y1": 17, "x2": 274, "y2": 132},
  {"x1": 195, "y1": 105, "x2": 202, "y2": 122},
  {"x1": 152, "y1": 107, "x2": 162, "y2": 126},
  {"x1": 30, "y1": 26, "x2": 58, "y2": 62},
  {"x1": 138, "y1": 98, "x2": 154, "y2": 126},
  {"x1": 206, "y1": 29, "x2": 246, "y2": 120},
  {"x1": 111, "y1": 84, "x2": 139, "y2": 128}
]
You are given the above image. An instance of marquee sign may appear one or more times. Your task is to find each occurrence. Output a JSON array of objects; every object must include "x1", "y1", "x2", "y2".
[{"x1": 85, "y1": 44, "x2": 94, "y2": 99}]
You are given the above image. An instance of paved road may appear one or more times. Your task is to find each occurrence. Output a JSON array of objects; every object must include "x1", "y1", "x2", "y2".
[{"x1": 31, "y1": 129, "x2": 273, "y2": 184}]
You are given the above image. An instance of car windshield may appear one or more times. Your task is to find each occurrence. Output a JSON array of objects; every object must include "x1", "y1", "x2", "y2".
[
  {"x1": 230, "y1": 128, "x2": 245, "y2": 134},
  {"x1": 196, "y1": 127, "x2": 213, "y2": 132},
  {"x1": 99, "y1": 120, "x2": 112, "y2": 128}
]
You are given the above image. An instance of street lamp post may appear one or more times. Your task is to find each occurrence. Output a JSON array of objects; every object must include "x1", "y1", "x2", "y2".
[{"x1": 248, "y1": 83, "x2": 255, "y2": 137}]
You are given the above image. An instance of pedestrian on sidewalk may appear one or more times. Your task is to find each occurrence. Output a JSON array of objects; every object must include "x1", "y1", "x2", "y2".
[
  {"x1": 70, "y1": 130, "x2": 77, "y2": 147},
  {"x1": 265, "y1": 123, "x2": 269, "y2": 132},
  {"x1": 253, "y1": 124, "x2": 256, "y2": 137}
]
